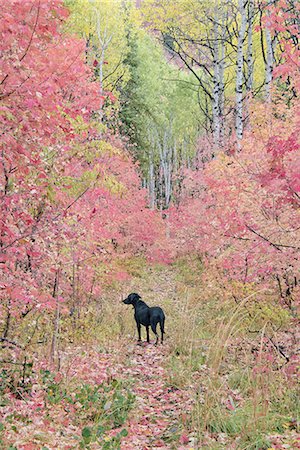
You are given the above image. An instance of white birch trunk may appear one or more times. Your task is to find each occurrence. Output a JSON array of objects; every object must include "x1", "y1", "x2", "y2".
[
  {"x1": 265, "y1": 24, "x2": 274, "y2": 101},
  {"x1": 246, "y1": 0, "x2": 254, "y2": 93},
  {"x1": 219, "y1": 9, "x2": 226, "y2": 144},
  {"x1": 93, "y1": 6, "x2": 112, "y2": 120},
  {"x1": 162, "y1": 131, "x2": 172, "y2": 209},
  {"x1": 244, "y1": 0, "x2": 255, "y2": 129},
  {"x1": 149, "y1": 150, "x2": 155, "y2": 210},
  {"x1": 158, "y1": 129, "x2": 173, "y2": 209},
  {"x1": 212, "y1": 5, "x2": 221, "y2": 149},
  {"x1": 235, "y1": 0, "x2": 247, "y2": 142}
]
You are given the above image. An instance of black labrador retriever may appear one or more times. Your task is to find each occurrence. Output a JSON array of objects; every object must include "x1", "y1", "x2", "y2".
[{"x1": 122, "y1": 293, "x2": 165, "y2": 345}]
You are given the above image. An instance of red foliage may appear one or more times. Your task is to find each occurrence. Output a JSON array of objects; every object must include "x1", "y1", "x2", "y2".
[
  {"x1": 168, "y1": 3, "x2": 300, "y2": 307},
  {"x1": 0, "y1": 1, "x2": 165, "y2": 321}
]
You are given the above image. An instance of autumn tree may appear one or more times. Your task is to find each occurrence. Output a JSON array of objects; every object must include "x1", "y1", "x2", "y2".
[
  {"x1": 65, "y1": 0, "x2": 133, "y2": 121},
  {"x1": 141, "y1": 0, "x2": 299, "y2": 148},
  {"x1": 120, "y1": 31, "x2": 199, "y2": 209},
  {"x1": 168, "y1": 0, "x2": 300, "y2": 313},
  {"x1": 0, "y1": 0, "x2": 165, "y2": 360}
]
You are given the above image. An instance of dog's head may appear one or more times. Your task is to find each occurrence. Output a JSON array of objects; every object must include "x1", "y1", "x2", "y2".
[{"x1": 122, "y1": 293, "x2": 141, "y2": 306}]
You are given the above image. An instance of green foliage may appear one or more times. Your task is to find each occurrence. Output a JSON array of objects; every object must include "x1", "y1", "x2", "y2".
[
  {"x1": 75, "y1": 380, "x2": 134, "y2": 448},
  {"x1": 141, "y1": 0, "x2": 266, "y2": 100},
  {"x1": 116, "y1": 256, "x2": 148, "y2": 278},
  {"x1": 64, "y1": 0, "x2": 131, "y2": 96},
  {"x1": 120, "y1": 30, "x2": 199, "y2": 175},
  {"x1": 80, "y1": 426, "x2": 128, "y2": 449},
  {"x1": 41, "y1": 370, "x2": 69, "y2": 405},
  {"x1": 172, "y1": 256, "x2": 203, "y2": 286},
  {"x1": 0, "y1": 362, "x2": 33, "y2": 402},
  {"x1": 40, "y1": 370, "x2": 134, "y2": 448}
]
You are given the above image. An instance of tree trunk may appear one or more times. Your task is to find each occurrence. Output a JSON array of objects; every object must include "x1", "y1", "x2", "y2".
[
  {"x1": 219, "y1": 9, "x2": 226, "y2": 144},
  {"x1": 246, "y1": 0, "x2": 254, "y2": 94},
  {"x1": 244, "y1": 0, "x2": 255, "y2": 128},
  {"x1": 149, "y1": 148, "x2": 155, "y2": 209},
  {"x1": 158, "y1": 129, "x2": 173, "y2": 209},
  {"x1": 265, "y1": 13, "x2": 274, "y2": 101},
  {"x1": 50, "y1": 269, "x2": 60, "y2": 367},
  {"x1": 235, "y1": 0, "x2": 247, "y2": 142},
  {"x1": 93, "y1": 5, "x2": 112, "y2": 121},
  {"x1": 212, "y1": 5, "x2": 221, "y2": 149}
]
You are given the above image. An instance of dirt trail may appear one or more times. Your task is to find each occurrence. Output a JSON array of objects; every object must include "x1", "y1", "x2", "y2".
[
  {"x1": 112, "y1": 265, "x2": 196, "y2": 449},
  {"x1": 0, "y1": 265, "x2": 197, "y2": 449},
  {"x1": 114, "y1": 343, "x2": 194, "y2": 450}
]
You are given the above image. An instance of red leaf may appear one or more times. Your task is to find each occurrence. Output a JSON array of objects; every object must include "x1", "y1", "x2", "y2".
[{"x1": 179, "y1": 433, "x2": 189, "y2": 444}]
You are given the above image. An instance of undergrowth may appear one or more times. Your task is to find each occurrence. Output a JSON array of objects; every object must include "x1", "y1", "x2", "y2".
[
  {"x1": 0, "y1": 257, "x2": 298, "y2": 449},
  {"x1": 164, "y1": 259, "x2": 299, "y2": 449},
  {"x1": 0, "y1": 366, "x2": 135, "y2": 449}
]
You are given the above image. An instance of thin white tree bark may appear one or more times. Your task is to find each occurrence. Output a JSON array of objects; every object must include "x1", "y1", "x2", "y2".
[
  {"x1": 157, "y1": 128, "x2": 173, "y2": 209},
  {"x1": 244, "y1": 0, "x2": 255, "y2": 129},
  {"x1": 93, "y1": 6, "x2": 112, "y2": 120},
  {"x1": 212, "y1": 4, "x2": 221, "y2": 149},
  {"x1": 235, "y1": 0, "x2": 247, "y2": 142},
  {"x1": 149, "y1": 148, "x2": 155, "y2": 210},
  {"x1": 246, "y1": 0, "x2": 254, "y2": 93},
  {"x1": 219, "y1": 8, "x2": 226, "y2": 144},
  {"x1": 212, "y1": 2, "x2": 227, "y2": 149},
  {"x1": 265, "y1": 17, "x2": 274, "y2": 101}
]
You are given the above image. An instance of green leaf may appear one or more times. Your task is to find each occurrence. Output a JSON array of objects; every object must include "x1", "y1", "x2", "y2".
[
  {"x1": 81, "y1": 427, "x2": 92, "y2": 437},
  {"x1": 119, "y1": 428, "x2": 128, "y2": 437},
  {"x1": 82, "y1": 426, "x2": 92, "y2": 439},
  {"x1": 96, "y1": 425, "x2": 105, "y2": 436}
]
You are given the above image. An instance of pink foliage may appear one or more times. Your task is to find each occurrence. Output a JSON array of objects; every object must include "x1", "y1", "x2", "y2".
[
  {"x1": 167, "y1": 2, "x2": 300, "y2": 305},
  {"x1": 0, "y1": 0, "x2": 165, "y2": 319}
]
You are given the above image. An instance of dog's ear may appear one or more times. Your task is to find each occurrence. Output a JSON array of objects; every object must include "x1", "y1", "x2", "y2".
[{"x1": 128, "y1": 293, "x2": 141, "y2": 305}]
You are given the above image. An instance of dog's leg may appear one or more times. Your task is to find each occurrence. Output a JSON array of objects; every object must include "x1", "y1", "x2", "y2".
[
  {"x1": 137, "y1": 323, "x2": 142, "y2": 342},
  {"x1": 146, "y1": 326, "x2": 150, "y2": 343},
  {"x1": 160, "y1": 318, "x2": 165, "y2": 344},
  {"x1": 151, "y1": 321, "x2": 159, "y2": 345}
]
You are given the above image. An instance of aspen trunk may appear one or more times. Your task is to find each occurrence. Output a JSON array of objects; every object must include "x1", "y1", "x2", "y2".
[
  {"x1": 265, "y1": 21, "x2": 274, "y2": 101},
  {"x1": 212, "y1": 5, "x2": 221, "y2": 149},
  {"x1": 93, "y1": 5, "x2": 112, "y2": 120},
  {"x1": 158, "y1": 129, "x2": 173, "y2": 209},
  {"x1": 212, "y1": 3, "x2": 226, "y2": 149},
  {"x1": 149, "y1": 149, "x2": 155, "y2": 209},
  {"x1": 235, "y1": 0, "x2": 247, "y2": 142},
  {"x1": 244, "y1": 0, "x2": 255, "y2": 129},
  {"x1": 246, "y1": 0, "x2": 254, "y2": 94},
  {"x1": 219, "y1": 9, "x2": 226, "y2": 144}
]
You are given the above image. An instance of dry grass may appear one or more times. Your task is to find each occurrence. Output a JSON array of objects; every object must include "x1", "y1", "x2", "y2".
[{"x1": 2, "y1": 258, "x2": 298, "y2": 449}]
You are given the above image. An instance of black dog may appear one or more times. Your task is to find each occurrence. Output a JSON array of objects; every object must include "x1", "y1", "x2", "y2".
[{"x1": 122, "y1": 293, "x2": 165, "y2": 345}]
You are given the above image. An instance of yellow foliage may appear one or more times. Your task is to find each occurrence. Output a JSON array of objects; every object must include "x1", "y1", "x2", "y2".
[
  {"x1": 142, "y1": 0, "x2": 266, "y2": 99},
  {"x1": 65, "y1": 0, "x2": 138, "y2": 96}
]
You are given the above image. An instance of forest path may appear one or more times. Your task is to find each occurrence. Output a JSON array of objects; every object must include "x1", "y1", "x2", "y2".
[
  {"x1": 113, "y1": 342, "x2": 195, "y2": 450},
  {"x1": 111, "y1": 264, "x2": 197, "y2": 449},
  {"x1": 0, "y1": 264, "x2": 199, "y2": 449}
]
